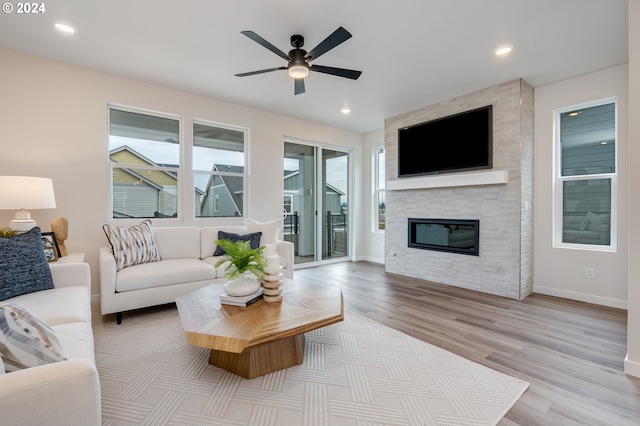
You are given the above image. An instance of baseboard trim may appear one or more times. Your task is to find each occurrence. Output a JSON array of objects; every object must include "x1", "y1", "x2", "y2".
[
  {"x1": 533, "y1": 286, "x2": 627, "y2": 310},
  {"x1": 624, "y1": 354, "x2": 640, "y2": 378},
  {"x1": 354, "y1": 255, "x2": 385, "y2": 264}
]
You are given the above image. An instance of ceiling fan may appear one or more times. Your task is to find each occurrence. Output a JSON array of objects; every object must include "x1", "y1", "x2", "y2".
[{"x1": 234, "y1": 26, "x2": 362, "y2": 95}]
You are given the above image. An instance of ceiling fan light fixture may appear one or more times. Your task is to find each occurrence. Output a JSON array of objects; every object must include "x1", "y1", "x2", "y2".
[{"x1": 288, "y1": 64, "x2": 310, "y2": 79}]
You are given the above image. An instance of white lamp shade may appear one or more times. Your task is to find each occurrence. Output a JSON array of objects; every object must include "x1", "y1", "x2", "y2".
[{"x1": 0, "y1": 176, "x2": 56, "y2": 210}]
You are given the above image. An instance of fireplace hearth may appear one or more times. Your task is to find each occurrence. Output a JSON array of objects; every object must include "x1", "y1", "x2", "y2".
[{"x1": 408, "y1": 218, "x2": 479, "y2": 256}]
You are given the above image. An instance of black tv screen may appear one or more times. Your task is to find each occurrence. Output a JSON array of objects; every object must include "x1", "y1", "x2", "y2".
[{"x1": 398, "y1": 105, "x2": 493, "y2": 177}]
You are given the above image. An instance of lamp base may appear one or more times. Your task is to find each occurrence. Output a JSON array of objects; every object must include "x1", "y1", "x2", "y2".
[
  {"x1": 8, "y1": 209, "x2": 37, "y2": 231},
  {"x1": 9, "y1": 218, "x2": 37, "y2": 232}
]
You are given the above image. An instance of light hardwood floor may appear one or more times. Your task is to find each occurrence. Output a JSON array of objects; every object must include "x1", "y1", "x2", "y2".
[{"x1": 295, "y1": 261, "x2": 640, "y2": 425}]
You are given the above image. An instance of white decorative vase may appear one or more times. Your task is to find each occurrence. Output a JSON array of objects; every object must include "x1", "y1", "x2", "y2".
[{"x1": 224, "y1": 274, "x2": 261, "y2": 296}]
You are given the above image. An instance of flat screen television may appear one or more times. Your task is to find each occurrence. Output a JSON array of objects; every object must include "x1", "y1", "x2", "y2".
[{"x1": 397, "y1": 105, "x2": 493, "y2": 177}]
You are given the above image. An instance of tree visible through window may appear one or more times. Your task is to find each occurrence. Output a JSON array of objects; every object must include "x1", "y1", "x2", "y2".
[{"x1": 556, "y1": 101, "x2": 616, "y2": 248}]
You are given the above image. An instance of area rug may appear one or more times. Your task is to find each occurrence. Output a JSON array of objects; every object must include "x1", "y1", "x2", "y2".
[{"x1": 94, "y1": 306, "x2": 528, "y2": 425}]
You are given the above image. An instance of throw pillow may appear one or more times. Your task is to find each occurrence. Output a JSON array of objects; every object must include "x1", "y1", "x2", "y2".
[
  {"x1": 0, "y1": 303, "x2": 67, "y2": 373},
  {"x1": 244, "y1": 218, "x2": 282, "y2": 246},
  {"x1": 103, "y1": 220, "x2": 161, "y2": 271},
  {"x1": 577, "y1": 216, "x2": 590, "y2": 231},
  {"x1": 0, "y1": 227, "x2": 55, "y2": 301},
  {"x1": 213, "y1": 231, "x2": 262, "y2": 256}
]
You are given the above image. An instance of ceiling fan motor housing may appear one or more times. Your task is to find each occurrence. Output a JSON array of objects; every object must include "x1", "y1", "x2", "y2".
[{"x1": 290, "y1": 34, "x2": 304, "y2": 48}]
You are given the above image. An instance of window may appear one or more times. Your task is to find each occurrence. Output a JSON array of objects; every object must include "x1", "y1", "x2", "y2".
[
  {"x1": 193, "y1": 120, "x2": 246, "y2": 217},
  {"x1": 373, "y1": 146, "x2": 385, "y2": 231},
  {"x1": 108, "y1": 107, "x2": 181, "y2": 219},
  {"x1": 555, "y1": 100, "x2": 616, "y2": 249}
]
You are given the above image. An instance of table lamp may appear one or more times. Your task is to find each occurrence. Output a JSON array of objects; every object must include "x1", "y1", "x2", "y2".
[{"x1": 0, "y1": 176, "x2": 57, "y2": 231}]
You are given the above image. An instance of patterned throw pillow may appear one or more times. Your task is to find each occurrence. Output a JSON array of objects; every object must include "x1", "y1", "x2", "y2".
[
  {"x1": 103, "y1": 220, "x2": 161, "y2": 271},
  {"x1": 0, "y1": 303, "x2": 67, "y2": 372},
  {"x1": 213, "y1": 231, "x2": 262, "y2": 256},
  {"x1": 0, "y1": 227, "x2": 54, "y2": 301}
]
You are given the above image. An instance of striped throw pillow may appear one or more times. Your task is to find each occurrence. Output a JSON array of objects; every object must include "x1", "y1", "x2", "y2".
[
  {"x1": 103, "y1": 220, "x2": 161, "y2": 271},
  {"x1": 0, "y1": 303, "x2": 67, "y2": 372}
]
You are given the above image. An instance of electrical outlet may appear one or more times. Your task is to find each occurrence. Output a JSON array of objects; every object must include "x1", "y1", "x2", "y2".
[{"x1": 585, "y1": 267, "x2": 595, "y2": 279}]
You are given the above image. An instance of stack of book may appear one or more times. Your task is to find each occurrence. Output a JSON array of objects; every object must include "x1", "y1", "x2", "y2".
[{"x1": 219, "y1": 287, "x2": 264, "y2": 307}]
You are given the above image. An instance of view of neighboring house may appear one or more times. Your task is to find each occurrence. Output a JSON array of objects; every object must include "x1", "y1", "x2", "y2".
[
  {"x1": 198, "y1": 165, "x2": 243, "y2": 217},
  {"x1": 110, "y1": 146, "x2": 203, "y2": 218}
]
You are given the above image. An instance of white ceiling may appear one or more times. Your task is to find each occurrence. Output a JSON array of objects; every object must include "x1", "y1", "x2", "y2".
[{"x1": 0, "y1": 0, "x2": 629, "y2": 134}]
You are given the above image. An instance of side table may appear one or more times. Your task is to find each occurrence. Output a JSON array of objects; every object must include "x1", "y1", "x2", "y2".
[{"x1": 56, "y1": 253, "x2": 86, "y2": 263}]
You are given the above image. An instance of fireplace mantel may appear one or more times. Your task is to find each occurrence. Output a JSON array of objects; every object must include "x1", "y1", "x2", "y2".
[{"x1": 387, "y1": 170, "x2": 509, "y2": 191}]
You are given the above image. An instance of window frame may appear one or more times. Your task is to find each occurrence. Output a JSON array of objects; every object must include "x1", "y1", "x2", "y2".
[
  {"x1": 107, "y1": 105, "x2": 251, "y2": 222},
  {"x1": 553, "y1": 97, "x2": 617, "y2": 252},
  {"x1": 192, "y1": 118, "x2": 249, "y2": 219},
  {"x1": 108, "y1": 104, "x2": 184, "y2": 222},
  {"x1": 372, "y1": 146, "x2": 385, "y2": 233}
]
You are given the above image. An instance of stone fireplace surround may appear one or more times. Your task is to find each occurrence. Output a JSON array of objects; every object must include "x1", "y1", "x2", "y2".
[{"x1": 384, "y1": 79, "x2": 534, "y2": 300}]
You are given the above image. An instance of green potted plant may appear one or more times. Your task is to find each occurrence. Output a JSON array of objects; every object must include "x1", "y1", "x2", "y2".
[
  {"x1": 214, "y1": 239, "x2": 266, "y2": 296},
  {"x1": 0, "y1": 227, "x2": 20, "y2": 238}
]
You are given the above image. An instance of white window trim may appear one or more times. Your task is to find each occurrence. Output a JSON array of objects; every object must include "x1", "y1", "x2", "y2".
[
  {"x1": 552, "y1": 97, "x2": 617, "y2": 252},
  {"x1": 107, "y1": 104, "x2": 184, "y2": 223},
  {"x1": 372, "y1": 146, "x2": 385, "y2": 233},
  {"x1": 192, "y1": 118, "x2": 250, "y2": 219}
]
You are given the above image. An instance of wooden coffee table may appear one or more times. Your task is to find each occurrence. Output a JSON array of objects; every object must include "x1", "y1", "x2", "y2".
[{"x1": 175, "y1": 279, "x2": 343, "y2": 379}]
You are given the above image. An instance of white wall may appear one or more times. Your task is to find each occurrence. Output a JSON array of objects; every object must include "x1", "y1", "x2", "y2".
[
  {"x1": 359, "y1": 129, "x2": 385, "y2": 263},
  {"x1": 0, "y1": 48, "x2": 364, "y2": 296},
  {"x1": 625, "y1": 0, "x2": 640, "y2": 378},
  {"x1": 533, "y1": 64, "x2": 629, "y2": 309}
]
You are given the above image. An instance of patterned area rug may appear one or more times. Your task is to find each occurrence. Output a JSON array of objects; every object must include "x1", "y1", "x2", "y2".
[{"x1": 94, "y1": 305, "x2": 528, "y2": 425}]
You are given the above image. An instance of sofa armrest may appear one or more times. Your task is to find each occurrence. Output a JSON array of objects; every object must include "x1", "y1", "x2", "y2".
[
  {"x1": 0, "y1": 358, "x2": 101, "y2": 426},
  {"x1": 99, "y1": 246, "x2": 117, "y2": 315},
  {"x1": 49, "y1": 262, "x2": 91, "y2": 290},
  {"x1": 276, "y1": 239, "x2": 295, "y2": 279}
]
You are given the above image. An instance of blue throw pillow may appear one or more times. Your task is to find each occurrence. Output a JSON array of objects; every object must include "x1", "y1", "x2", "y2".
[
  {"x1": 213, "y1": 231, "x2": 262, "y2": 256},
  {"x1": 0, "y1": 227, "x2": 54, "y2": 301}
]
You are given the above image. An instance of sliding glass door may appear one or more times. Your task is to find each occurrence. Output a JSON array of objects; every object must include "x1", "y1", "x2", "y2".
[{"x1": 284, "y1": 141, "x2": 350, "y2": 266}]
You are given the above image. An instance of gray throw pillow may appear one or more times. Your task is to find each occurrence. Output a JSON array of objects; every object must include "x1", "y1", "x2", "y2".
[
  {"x1": 213, "y1": 231, "x2": 262, "y2": 256},
  {"x1": 0, "y1": 227, "x2": 54, "y2": 301}
]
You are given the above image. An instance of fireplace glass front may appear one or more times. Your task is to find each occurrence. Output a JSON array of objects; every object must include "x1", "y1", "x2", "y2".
[{"x1": 408, "y1": 218, "x2": 479, "y2": 256}]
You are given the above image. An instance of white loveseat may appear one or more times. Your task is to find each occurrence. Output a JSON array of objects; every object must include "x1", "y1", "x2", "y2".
[
  {"x1": 0, "y1": 261, "x2": 101, "y2": 425},
  {"x1": 100, "y1": 223, "x2": 294, "y2": 324}
]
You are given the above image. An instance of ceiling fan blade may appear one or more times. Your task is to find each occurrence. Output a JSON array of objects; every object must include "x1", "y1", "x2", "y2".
[
  {"x1": 234, "y1": 67, "x2": 286, "y2": 77},
  {"x1": 305, "y1": 27, "x2": 352, "y2": 61},
  {"x1": 240, "y1": 31, "x2": 291, "y2": 61},
  {"x1": 294, "y1": 78, "x2": 306, "y2": 95},
  {"x1": 310, "y1": 64, "x2": 362, "y2": 80}
]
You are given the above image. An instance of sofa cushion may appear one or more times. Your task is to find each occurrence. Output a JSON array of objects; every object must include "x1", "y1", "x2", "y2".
[
  {"x1": 245, "y1": 218, "x2": 282, "y2": 246},
  {"x1": 5, "y1": 286, "x2": 91, "y2": 327},
  {"x1": 0, "y1": 303, "x2": 67, "y2": 373},
  {"x1": 115, "y1": 258, "x2": 217, "y2": 292},
  {"x1": 103, "y1": 220, "x2": 161, "y2": 271},
  {"x1": 213, "y1": 231, "x2": 262, "y2": 256},
  {"x1": 152, "y1": 226, "x2": 201, "y2": 260},
  {"x1": 0, "y1": 227, "x2": 54, "y2": 301},
  {"x1": 52, "y1": 322, "x2": 95, "y2": 362}
]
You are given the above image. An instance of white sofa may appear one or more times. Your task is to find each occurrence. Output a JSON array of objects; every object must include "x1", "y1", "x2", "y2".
[
  {"x1": 0, "y1": 261, "x2": 101, "y2": 426},
  {"x1": 100, "y1": 224, "x2": 294, "y2": 324}
]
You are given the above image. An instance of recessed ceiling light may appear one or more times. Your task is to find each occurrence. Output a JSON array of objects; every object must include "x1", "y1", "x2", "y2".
[
  {"x1": 494, "y1": 45, "x2": 513, "y2": 56},
  {"x1": 54, "y1": 23, "x2": 76, "y2": 34},
  {"x1": 568, "y1": 111, "x2": 581, "y2": 117},
  {"x1": 341, "y1": 108, "x2": 351, "y2": 115},
  {"x1": 601, "y1": 141, "x2": 608, "y2": 145}
]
